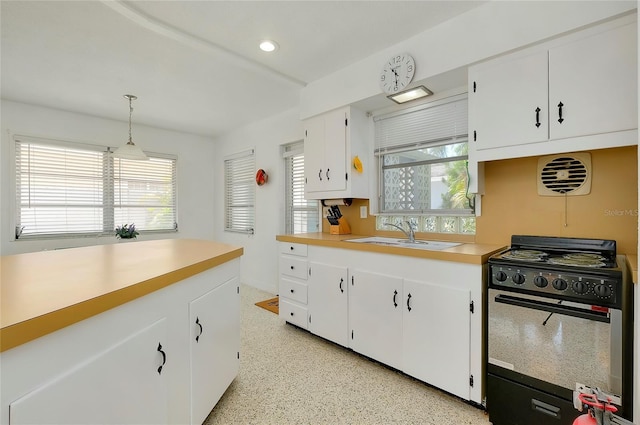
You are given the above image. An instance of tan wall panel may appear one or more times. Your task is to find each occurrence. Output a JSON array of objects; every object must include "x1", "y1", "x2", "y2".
[{"x1": 475, "y1": 146, "x2": 638, "y2": 255}]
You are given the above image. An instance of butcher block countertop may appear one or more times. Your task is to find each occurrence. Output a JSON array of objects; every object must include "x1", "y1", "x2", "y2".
[
  {"x1": 0, "y1": 239, "x2": 243, "y2": 352},
  {"x1": 276, "y1": 233, "x2": 505, "y2": 265}
]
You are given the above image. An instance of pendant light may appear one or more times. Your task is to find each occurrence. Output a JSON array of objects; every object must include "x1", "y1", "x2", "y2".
[{"x1": 113, "y1": 94, "x2": 148, "y2": 160}]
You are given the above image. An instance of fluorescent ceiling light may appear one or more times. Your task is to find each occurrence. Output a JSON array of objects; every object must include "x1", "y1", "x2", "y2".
[
  {"x1": 259, "y1": 40, "x2": 279, "y2": 52},
  {"x1": 387, "y1": 86, "x2": 433, "y2": 104}
]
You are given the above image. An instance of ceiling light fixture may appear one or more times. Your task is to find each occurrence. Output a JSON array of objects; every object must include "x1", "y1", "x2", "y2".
[
  {"x1": 113, "y1": 94, "x2": 148, "y2": 161},
  {"x1": 387, "y1": 85, "x2": 433, "y2": 104},
  {"x1": 259, "y1": 40, "x2": 279, "y2": 52}
]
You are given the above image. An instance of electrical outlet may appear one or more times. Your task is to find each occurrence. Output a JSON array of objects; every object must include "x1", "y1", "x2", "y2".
[{"x1": 360, "y1": 206, "x2": 367, "y2": 219}]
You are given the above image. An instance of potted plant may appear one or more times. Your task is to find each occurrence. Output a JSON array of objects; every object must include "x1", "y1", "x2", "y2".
[{"x1": 115, "y1": 223, "x2": 139, "y2": 240}]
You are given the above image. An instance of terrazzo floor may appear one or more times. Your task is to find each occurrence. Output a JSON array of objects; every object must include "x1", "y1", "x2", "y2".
[{"x1": 204, "y1": 285, "x2": 491, "y2": 425}]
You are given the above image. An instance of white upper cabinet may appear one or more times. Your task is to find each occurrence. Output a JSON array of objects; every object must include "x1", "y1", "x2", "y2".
[
  {"x1": 469, "y1": 50, "x2": 549, "y2": 150},
  {"x1": 548, "y1": 21, "x2": 637, "y2": 140},
  {"x1": 304, "y1": 106, "x2": 371, "y2": 200},
  {"x1": 469, "y1": 15, "x2": 637, "y2": 165}
]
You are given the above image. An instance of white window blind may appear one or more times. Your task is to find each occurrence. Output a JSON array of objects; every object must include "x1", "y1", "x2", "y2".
[
  {"x1": 284, "y1": 141, "x2": 319, "y2": 234},
  {"x1": 14, "y1": 136, "x2": 177, "y2": 239},
  {"x1": 374, "y1": 94, "x2": 468, "y2": 154},
  {"x1": 224, "y1": 149, "x2": 255, "y2": 234}
]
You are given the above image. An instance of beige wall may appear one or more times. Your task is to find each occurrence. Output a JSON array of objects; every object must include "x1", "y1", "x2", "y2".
[{"x1": 476, "y1": 146, "x2": 638, "y2": 255}]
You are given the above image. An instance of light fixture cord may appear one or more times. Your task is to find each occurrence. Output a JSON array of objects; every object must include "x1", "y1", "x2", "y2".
[{"x1": 128, "y1": 96, "x2": 134, "y2": 144}]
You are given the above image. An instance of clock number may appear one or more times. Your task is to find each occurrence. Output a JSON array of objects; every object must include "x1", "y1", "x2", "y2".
[
  {"x1": 407, "y1": 64, "x2": 413, "y2": 73},
  {"x1": 380, "y1": 75, "x2": 386, "y2": 82}
]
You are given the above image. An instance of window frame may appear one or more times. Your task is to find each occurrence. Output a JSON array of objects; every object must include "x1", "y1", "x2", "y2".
[
  {"x1": 283, "y1": 141, "x2": 319, "y2": 234},
  {"x1": 224, "y1": 148, "x2": 256, "y2": 235},
  {"x1": 12, "y1": 135, "x2": 178, "y2": 240}
]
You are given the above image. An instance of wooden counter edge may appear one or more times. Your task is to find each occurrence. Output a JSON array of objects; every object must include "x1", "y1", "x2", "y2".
[
  {"x1": 276, "y1": 234, "x2": 505, "y2": 265},
  {"x1": 0, "y1": 248, "x2": 243, "y2": 353}
]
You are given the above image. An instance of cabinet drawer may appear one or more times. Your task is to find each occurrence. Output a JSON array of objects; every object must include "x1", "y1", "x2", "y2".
[
  {"x1": 279, "y1": 243, "x2": 308, "y2": 257},
  {"x1": 279, "y1": 256, "x2": 308, "y2": 280},
  {"x1": 280, "y1": 278, "x2": 307, "y2": 304},
  {"x1": 279, "y1": 299, "x2": 308, "y2": 329}
]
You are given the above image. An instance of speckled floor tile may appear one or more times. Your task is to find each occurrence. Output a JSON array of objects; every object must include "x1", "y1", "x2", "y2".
[{"x1": 204, "y1": 285, "x2": 491, "y2": 425}]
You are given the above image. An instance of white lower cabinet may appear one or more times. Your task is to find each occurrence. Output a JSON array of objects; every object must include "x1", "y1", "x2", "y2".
[
  {"x1": 308, "y1": 262, "x2": 349, "y2": 347},
  {"x1": 8, "y1": 319, "x2": 168, "y2": 425},
  {"x1": 402, "y1": 279, "x2": 471, "y2": 400},
  {"x1": 189, "y1": 277, "x2": 240, "y2": 425},
  {"x1": 1, "y1": 259, "x2": 241, "y2": 425},
  {"x1": 295, "y1": 246, "x2": 484, "y2": 404},
  {"x1": 278, "y1": 242, "x2": 309, "y2": 329},
  {"x1": 349, "y1": 269, "x2": 403, "y2": 370}
]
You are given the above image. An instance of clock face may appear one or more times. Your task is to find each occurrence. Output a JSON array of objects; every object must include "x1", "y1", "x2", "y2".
[{"x1": 380, "y1": 54, "x2": 415, "y2": 94}]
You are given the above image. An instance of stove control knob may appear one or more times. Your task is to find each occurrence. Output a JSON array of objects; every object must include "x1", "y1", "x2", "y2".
[
  {"x1": 594, "y1": 284, "x2": 612, "y2": 298},
  {"x1": 533, "y1": 276, "x2": 548, "y2": 288},
  {"x1": 495, "y1": 271, "x2": 508, "y2": 282},
  {"x1": 512, "y1": 273, "x2": 525, "y2": 285},
  {"x1": 552, "y1": 278, "x2": 568, "y2": 291},
  {"x1": 572, "y1": 281, "x2": 588, "y2": 294}
]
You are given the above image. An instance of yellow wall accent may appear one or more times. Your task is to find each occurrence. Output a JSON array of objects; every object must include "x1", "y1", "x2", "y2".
[{"x1": 475, "y1": 146, "x2": 638, "y2": 255}]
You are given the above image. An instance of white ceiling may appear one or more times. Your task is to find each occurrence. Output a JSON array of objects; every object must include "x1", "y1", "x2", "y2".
[{"x1": 1, "y1": 1, "x2": 486, "y2": 138}]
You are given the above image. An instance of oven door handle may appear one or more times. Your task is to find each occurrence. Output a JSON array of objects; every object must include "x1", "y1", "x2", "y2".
[{"x1": 494, "y1": 294, "x2": 610, "y2": 323}]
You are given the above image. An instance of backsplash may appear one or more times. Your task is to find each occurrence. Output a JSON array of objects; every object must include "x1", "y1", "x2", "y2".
[{"x1": 475, "y1": 146, "x2": 638, "y2": 255}]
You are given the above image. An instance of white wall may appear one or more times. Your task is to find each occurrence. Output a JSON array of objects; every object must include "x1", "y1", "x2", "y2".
[
  {"x1": 301, "y1": 0, "x2": 636, "y2": 119},
  {"x1": 0, "y1": 100, "x2": 216, "y2": 255},
  {"x1": 213, "y1": 107, "x2": 302, "y2": 294}
]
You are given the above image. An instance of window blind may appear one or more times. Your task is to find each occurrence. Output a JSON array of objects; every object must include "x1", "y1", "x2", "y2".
[
  {"x1": 374, "y1": 94, "x2": 468, "y2": 154},
  {"x1": 284, "y1": 141, "x2": 318, "y2": 234},
  {"x1": 224, "y1": 149, "x2": 255, "y2": 234},
  {"x1": 15, "y1": 136, "x2": 177, "y2": 239}
]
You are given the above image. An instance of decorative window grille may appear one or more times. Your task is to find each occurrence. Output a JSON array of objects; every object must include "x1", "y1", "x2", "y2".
[
  {"x1": 14, "y1": 136, "x2": 177, "y2": 239},
  {"x1": 224, "y1": 149, "x2": 255, "y2": 234},
  {"x1": 374, "y1": 94, "x2": 475, "y2": 234}
]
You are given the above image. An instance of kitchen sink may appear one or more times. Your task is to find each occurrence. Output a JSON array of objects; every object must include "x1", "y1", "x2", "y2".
[{"x1": 344, "y1": 236, "x2": 462, "y2": 251}]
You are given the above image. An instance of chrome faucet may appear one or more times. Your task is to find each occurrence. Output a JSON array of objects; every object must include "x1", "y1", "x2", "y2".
[{"x1": 384, "y1": 220, "x2": 416, "y2": 243}]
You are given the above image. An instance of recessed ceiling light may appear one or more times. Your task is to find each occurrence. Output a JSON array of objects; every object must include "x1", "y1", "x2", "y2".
[
  {"x1": 387, "y1": 86, "x2": 433, "y2": 104},
  {"x1": 259, "y1": 40, "x2": 279, "y2": 52}
]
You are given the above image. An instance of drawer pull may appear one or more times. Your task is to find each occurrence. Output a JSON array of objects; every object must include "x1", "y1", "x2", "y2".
[
  {"x1": 290, "y1": 312, "x2": 294, "y2": 316},
  {"x1": 290, "y1": 246, "x2": 294, "y2": 250},
  {"x1": 290, "y1": 289, "x2": 294, "y2": 293},
  {"x1": 290, "y1": 266, "x2": 294, "y2": 270},
  {"x1": 157, "y1": 343, "x2": 166, "y2": 375}
]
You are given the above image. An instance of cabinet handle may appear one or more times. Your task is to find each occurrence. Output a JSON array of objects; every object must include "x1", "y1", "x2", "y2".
[
  {"x1": 290, "y1": 312, "x2": 294, "y2": 316},
  {"x1": 535, "y1": 107, "x2": 541, "y2": 128},
  {"x1": 326, "y1": 168, "x2": 330, "y2": 181},
  {"x1": 290, "y1": 246, "x2": 294, "y2": 250},
  {"x1": 557, "y1": 102, "x2": 564, "y2": 123},
  {"x1": 393, "y1": 290, "x2": 398, "y2": 308},
  {"x1": 290, "y1": 289, "x2": 294, "y2": 293},
  {"x1": 339, "y1": 277, "x2": 344, "y2": 293},
  {"x1": 157, "y1": 343, "x2": 166, "y2": 375},
  {"x1": 318, "y1": 169, "x2": 323, "y2": 181},
  {"x1": 195, "y1": 317, "x2": 203, "y2": 343},
  {"x1": 290, "y1": 266, "x2": 294, "y2": 270},
  {"x1": 406, "y1": 293, "x2": 412, "y2": 312}
]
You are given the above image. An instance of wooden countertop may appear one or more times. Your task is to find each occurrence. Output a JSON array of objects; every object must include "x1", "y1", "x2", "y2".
[
  {"x1": 276, "y1": 233, "x2": 505, "y2": 265},
  {"x1": 0, "y1": 239, "x2": 243, "y2": 352}
]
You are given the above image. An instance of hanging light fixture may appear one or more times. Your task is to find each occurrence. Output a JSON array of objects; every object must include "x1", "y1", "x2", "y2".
[{"x1": 113, "y1": 94, "x2": 148, "y2": 160}]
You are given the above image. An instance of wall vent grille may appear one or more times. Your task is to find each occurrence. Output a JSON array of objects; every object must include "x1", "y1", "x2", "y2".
[{"x1": 537, "y1": 153, "x2": 592, "y2": 196}]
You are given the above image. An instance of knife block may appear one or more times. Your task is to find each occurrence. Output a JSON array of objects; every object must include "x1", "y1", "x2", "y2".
[{"x1": 330, "y1": 217, "x2": 351, "y2": 235}]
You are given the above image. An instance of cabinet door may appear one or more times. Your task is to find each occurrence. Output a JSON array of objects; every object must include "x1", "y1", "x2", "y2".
[
  {"x1": 9, "y1": 319, "x2": 168, "y2": 425},
  {"x1": 189, "y1": 277, "x2": 240, "y2": 425},
  {"x1": 349, "y1": 269, "x2": 403, "y2": 370},
  {"x1": 549, "y1": 22, "x2": 637, "y2": 140},
  {"x1": 403, "y1": 279, "x2": 471, "y2": 400},
  {"x1": 323, "y1": 108, "x2": 348, "y2": 192},
  {"x1": 304, "y1": 115, "x2": 326, "y2": 193},
  {"x1": 469, "y1": 50, "x2": 548, "y2": 150},
  {"x1": 308, "y1": 262, "x2": 349, "y2": 346}
]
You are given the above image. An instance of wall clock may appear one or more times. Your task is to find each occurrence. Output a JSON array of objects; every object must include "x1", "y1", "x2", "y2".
[{"x1": 379, "y1": 53, "x2": 415, "y2": 94}]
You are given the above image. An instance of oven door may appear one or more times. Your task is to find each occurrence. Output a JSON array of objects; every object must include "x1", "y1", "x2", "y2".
[{"x1": 488, "y1": 288, "x2": 621, "y2": 397}]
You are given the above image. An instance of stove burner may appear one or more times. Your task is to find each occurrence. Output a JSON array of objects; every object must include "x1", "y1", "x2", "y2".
[
  {"x1": 501, "y1": 250, "x2": 548, "y2": 261},
  {"x1": 547, "y1": 256, "x2": 606, "y2": 268}
]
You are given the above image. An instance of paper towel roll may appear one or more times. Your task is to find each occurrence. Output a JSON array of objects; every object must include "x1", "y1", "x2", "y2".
[{"x1": 321, "y1": 198, "x2": 353, "y2": 207}]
